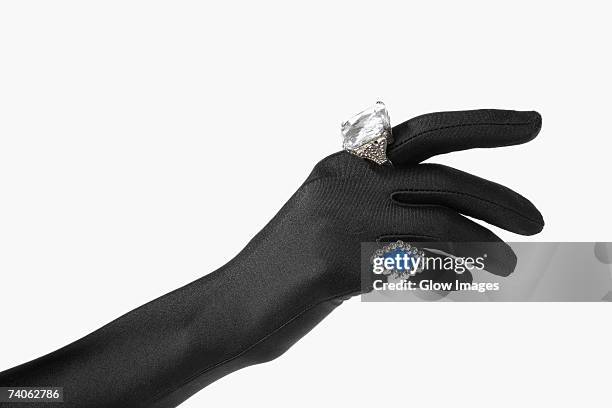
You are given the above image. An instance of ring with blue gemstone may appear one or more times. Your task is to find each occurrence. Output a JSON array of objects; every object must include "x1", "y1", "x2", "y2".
[{"x1": 341, "y1": 101, "x2": 392, "y2": 165}]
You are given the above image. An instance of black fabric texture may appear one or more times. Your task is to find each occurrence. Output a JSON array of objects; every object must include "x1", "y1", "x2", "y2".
[{"x1": 0, "y1": 109, "x2": 544, "y2": 408}]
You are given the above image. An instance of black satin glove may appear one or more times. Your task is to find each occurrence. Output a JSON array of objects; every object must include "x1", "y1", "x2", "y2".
[{"x1": 0, "y1": 109, "x2": 543, "y2": 408}]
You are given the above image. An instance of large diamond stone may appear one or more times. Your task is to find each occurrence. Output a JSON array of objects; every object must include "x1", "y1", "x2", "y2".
[{"x1": 341, "y1": 101, "x2": 391, "y2": 151}]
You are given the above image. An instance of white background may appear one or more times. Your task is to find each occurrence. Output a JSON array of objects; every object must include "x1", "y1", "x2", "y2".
[{"x1": 0, "y1": 1, "x2": 610, "y2": 407}]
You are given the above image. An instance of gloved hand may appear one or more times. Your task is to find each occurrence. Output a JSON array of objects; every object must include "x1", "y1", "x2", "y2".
[{"x1": 0, "y1": 109, "x2": 543, "y2": 408}]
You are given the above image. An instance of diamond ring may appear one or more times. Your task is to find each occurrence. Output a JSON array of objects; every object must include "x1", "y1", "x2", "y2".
[{"x1": 341, "y1": 101, "x2": 392, "y2": 165}]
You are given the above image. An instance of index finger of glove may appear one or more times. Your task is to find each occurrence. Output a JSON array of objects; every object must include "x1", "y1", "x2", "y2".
[{"x1": 388, "y1": 109, "x2": 542, "y2": 165}]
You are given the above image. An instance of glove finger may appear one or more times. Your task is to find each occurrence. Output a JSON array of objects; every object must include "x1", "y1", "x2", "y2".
[
  {"x1": 377, "y1": 205, "x2": 517, "y2": 276},
  {"x1": 389, "y1": 164, "x2": 544, "y2": 235},
  {"x1": 388, "y1": 109, "x2": 542, "y2": 164},
  {"x1": 408, "y1": 253, "x2": 474, "y2": 285}
]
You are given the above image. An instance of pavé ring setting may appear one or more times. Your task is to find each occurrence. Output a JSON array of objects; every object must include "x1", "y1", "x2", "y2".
[{"x1": 341, "y1": 101, "x2": 392, "y2": 165}]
